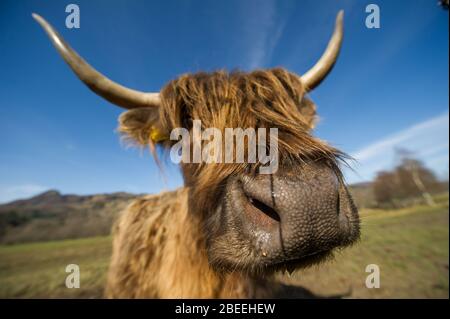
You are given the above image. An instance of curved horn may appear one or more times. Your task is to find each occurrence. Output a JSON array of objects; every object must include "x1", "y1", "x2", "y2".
[
  {"x1": 300, "y1": 10, "x2": 344, "y2": 91},
  {"x1": 32, "y1": 13, "x2": 160, "y2": 109}
]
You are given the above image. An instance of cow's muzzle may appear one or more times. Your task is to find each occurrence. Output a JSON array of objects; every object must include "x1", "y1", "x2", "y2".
[{"x1": 230, "y1": 162, "x2": 360, "y2": 267}]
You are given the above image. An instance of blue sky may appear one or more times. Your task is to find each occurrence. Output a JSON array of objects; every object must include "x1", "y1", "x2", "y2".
[{"x1": 0, "y1": 0, "x2": 448, "y2": 203}]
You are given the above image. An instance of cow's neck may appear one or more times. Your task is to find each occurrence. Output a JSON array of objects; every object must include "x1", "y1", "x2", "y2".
[{"x1": 157, "y1": 187, "x2": 256, "y2": 298}]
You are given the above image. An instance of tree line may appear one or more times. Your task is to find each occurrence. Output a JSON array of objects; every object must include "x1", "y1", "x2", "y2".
[{"x1": 373, "y1": 149, "x2": 448, "y2": 208}]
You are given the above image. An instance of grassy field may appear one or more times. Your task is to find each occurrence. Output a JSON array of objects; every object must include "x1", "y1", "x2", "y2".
[
  {"x1": 282, "y1": 201, "x2": 449, "y2": 298},
  {"x1": 0, "y1": 237, "x2": 111, "y2": 298},
  {"x1": 0, "y1": 200, "x2": 448, "y2": 298}
]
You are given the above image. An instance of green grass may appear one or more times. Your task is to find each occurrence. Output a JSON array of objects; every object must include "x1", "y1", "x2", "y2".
[
  {"x1": 0, "y1": 237, "x2": 111, "y2": 298},
  {"x1": 0, "y1": 201, "x2": 448, "y2": 298},
  {"x1": 282, "y1": 203, "x2": 449, "y2": 298}
]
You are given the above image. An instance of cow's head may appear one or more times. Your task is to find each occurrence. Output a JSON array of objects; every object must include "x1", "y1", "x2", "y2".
[{"x1": 34, "y1": 11, "x2": 359, "y2": 274}]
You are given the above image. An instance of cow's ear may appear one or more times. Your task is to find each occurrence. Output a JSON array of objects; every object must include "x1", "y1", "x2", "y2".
[
  {"x1": 118, "y1": 107, "x2": 168, "y2": 146},
  {"x1": 299, "y1": 97, "x2": 318, "y2": 129}
]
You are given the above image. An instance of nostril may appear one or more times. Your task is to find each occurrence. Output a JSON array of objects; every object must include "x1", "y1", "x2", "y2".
[{"x1": 248, "y1": 196, "x2": 281, "y2": 223}]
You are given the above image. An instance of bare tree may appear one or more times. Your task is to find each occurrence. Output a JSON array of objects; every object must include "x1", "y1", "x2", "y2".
[
  {"x1": 373, "y1": 149, "x2": 440, "y2": 207},
  {"x1": 395, "y1": 148, "x2": 436, "y2": 206},
  {"x1": 373, "y1": 171, "x2": 397, "y2": 207}
]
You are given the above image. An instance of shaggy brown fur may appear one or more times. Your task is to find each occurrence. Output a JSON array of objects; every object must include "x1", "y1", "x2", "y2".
[
  {"x1": 120, "y1": 68, "x2": 343, "y2": 214},
  {"x1": 106, "y1": 189, "x2": 250, "y2": 298},
  {"x1": 105, "y1": 188, "x2": 320, "y2": 298},
  {"x1": 106, "y1": 68, "x2": 346, "y2": 298}
]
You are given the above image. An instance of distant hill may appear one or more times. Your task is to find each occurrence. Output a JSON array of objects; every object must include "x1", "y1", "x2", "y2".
[
  {"x1": 0, "y1": 190, "x2": 141, "y2": 244},
  {"x1": 0, "y1": 182, "x2": 397, "y2": 244},
  {"x1": 0, "y1": 184, "x2": 373, "y2": 245}
]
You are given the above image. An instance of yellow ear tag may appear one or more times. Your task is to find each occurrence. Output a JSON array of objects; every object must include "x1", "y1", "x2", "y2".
[{"x1": 150, "y1": 126, "x2": 168, "y2": 143}]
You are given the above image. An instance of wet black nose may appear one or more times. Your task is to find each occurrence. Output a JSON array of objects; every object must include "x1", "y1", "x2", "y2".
[{"x1": 239, "y1": 163, "x2": 355, "y2": 262}]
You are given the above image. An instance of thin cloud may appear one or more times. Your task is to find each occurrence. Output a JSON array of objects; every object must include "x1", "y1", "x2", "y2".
[
  {"x1": 241, "y1": 0, "x2": 285, "y2": 69},
  {"x1": 346, "y1": 111, "x2": 449, "y2": 183},
  {"x1": 353, "y1": 112, "x2": 449, "y2": 161},
  {"x1": 418, "y1": 141, "x2": 449, "y2": 158}
]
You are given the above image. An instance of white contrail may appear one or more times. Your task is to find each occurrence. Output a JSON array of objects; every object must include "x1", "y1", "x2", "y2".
[
  {"x1": 346, "y1": 111, "x2": 449, "y2": 183},
  {"x1": 352, "y1": 112, "x2": 449, "y2": 162}
]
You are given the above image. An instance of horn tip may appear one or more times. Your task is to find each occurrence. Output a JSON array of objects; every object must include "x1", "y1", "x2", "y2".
[
  {"x1": 32, "y1": 13, "x2": 47, "y2": 29},
  {"x1": 337, "y1": 10, "x2": 344, "y2": 23},
  {"x1": 32, "y1": 13, "x2": 42, "y2": 22}
]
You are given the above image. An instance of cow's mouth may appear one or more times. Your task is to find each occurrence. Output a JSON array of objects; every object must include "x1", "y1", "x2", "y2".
[{"x1": 268, "y1": 249, "x2": 334, "y2": 273}]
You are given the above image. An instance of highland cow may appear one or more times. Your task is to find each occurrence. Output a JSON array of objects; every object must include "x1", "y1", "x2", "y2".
[{"x1": 34, "y1": 10, "x2": 360, "y2": 298}]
